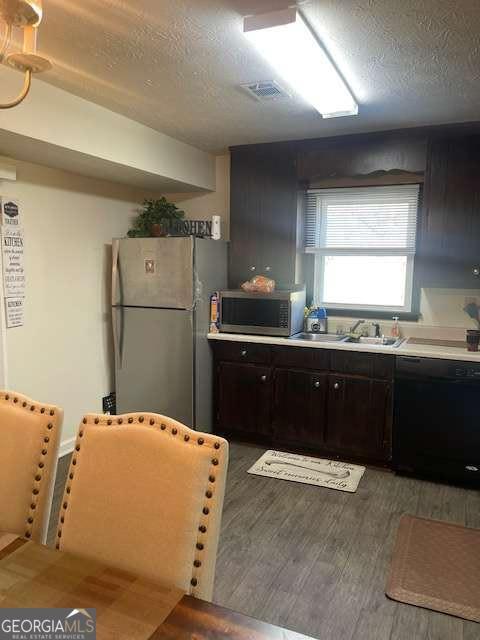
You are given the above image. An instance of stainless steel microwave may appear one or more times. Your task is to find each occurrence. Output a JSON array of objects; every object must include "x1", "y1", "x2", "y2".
[{"x1": 219, "y1": 289, "x2": 306, "y2": 337}]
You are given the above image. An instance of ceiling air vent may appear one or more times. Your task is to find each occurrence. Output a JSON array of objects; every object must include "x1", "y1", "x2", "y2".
[{"x1": 241, "y1": 80, "x2": 290, "y2": 102}]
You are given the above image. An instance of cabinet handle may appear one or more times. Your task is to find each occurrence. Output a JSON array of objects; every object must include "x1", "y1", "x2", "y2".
[
  {"x1": 260, "y1": 375, "x2": 267, "y2": 382},
  {"x1": 465, "y1": 465, "x2": 479, "y2": 472},
  {"x1": 241, "y1": 349, "x2": 247, "y2": 357},
  {"x1": 313, "y1": 380, "x2": 320, "y2": 388},
  {"x1": 333, "y1": 382, "x2": 341, "y2": 390},
  {"x1": 265, "y1": 266, "x2": 271, "y2": 272},
  {"x1": 473, "y1": 267, "x2": 480, "y2": 277},
  {"x1": 250, "y1": 266, "x2": 256, "y2": 272}
]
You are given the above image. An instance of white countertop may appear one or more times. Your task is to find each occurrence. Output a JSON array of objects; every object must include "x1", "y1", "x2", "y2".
[{"x1": 208, "y1": 332, "x2": 480, "y2": 363}]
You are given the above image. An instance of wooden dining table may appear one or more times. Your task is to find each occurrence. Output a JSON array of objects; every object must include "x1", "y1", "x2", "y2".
[{"x1": 0, "y1": 532, "x2": 315, "y2": 640}]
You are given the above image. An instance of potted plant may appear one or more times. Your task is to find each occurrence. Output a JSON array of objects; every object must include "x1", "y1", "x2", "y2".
[{"x1": 127, "y1": 198, "x2": 185, "y2": 237}]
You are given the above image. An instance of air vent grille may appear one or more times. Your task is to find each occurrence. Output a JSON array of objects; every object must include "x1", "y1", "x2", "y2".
[{"x1": 241, "y1": 80, "x2": 290, "y2": 102}]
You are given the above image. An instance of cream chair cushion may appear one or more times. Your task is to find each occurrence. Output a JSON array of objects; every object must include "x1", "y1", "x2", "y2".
[
  {"x1": 57, "y1": 413, "x2": 228, "y2": 601},
  {"x1": 0, "y1": 391, "x2": 63, "y2": 543}
]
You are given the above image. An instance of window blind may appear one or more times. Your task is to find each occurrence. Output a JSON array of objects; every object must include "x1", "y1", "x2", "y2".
[{"x1": 305, "y1": 185, "x2": 420, "y2": 254}]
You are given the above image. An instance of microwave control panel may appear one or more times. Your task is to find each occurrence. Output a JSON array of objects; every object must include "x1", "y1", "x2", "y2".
[{"x1": 279, "y1": 301, "x2": 289, "y2": 328}]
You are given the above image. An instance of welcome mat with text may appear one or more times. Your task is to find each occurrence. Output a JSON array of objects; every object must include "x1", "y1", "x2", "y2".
[{"x1": 247, "y1": 450, "x2": 366, "y2": 493}]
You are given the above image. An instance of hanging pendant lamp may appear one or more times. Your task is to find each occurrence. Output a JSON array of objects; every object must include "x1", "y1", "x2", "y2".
[{"x1": 0, "y1": 0, "x2": 51, "y2": 109}]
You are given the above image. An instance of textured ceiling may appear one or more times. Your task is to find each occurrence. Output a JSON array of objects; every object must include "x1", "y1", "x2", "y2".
[{"x1": 19, "y1": 0, "x2": 480, "y2": 152}]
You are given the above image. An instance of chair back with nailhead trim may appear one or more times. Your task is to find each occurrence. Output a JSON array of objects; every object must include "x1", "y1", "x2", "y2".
[
  {"x1": 0, "y1": 391, "x2": 63, "y2": 543},
  {"x1": 56, "y1": 412, "x2": 229, "y2": 601}
]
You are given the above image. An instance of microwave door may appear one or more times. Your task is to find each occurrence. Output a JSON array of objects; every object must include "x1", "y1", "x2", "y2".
[{"x1": 220, "y1": 297, "x2": 288, "y2": 336}]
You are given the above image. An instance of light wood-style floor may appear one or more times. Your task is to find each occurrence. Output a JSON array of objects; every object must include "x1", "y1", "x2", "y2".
[{"x1": 49, "y1": 442, "x2": 480, "y2": 640}]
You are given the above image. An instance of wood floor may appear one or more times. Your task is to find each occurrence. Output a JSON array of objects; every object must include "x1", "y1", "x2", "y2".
[{"x1": 49, "y1": 442, "x2": 480, "y2": 640}]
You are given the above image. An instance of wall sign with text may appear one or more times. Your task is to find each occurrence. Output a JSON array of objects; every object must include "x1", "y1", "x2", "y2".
[
  {"x1": 1, "y1": 198, "x2": 21, "y2": 228},
  {"x1": 1, "y1": 198, "x2": 25, "y2": 328}
]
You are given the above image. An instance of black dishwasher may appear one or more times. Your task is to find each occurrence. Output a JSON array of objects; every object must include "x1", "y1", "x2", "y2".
[{"x1": 394, "y1": 356, "x2": 480, "y2": 485}]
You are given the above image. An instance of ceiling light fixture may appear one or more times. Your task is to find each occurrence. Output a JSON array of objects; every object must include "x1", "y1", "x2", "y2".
[
  {"x1": 243, "y1": 8, "x2": 358, "y2": 119},
  {"x1": 0, "y1": 0, "x2": 51, "y2": 109}
]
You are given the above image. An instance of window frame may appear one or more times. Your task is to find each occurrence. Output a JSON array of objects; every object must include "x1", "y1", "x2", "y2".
[{"x1": 306, "y1": 184, "x2": 422, "y2": 317}]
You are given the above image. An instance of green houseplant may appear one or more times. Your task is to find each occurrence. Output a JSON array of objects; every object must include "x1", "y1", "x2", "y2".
[{"x1": 127, "y1": 198, "x2": 185, "y2": 237}]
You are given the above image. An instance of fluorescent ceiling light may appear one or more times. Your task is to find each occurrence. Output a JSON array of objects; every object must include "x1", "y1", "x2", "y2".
[{"x1": 243, "y1": 8, "x2": 358, "y2": 119}]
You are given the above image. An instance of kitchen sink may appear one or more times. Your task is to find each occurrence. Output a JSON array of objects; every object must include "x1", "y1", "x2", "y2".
[
  {"x1": 345, "y1": 336, "x2": 405, "y2": 348},
  {"x1": 289, "y1": 332, "x2": 347, "y2": 342}
]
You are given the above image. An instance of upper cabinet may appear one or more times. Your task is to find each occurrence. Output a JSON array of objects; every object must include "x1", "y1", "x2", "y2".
[
  {"x1": 229, "y1": 145, "x2": 300, "y2": 289},
  {"x1": 229, "y1": 126, "x2": 480, "y2": 293},
  {"x1": 420, "y1": 135, "x2": 480, "y2": 287},
  {"x1": 297, "y1": 133, "x2": 427, "y2": 185}
]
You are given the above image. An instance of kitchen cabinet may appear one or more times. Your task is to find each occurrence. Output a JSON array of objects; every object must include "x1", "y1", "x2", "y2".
[
  {"x1": 212, "y1": 341, "x2": 393, "y2": 464},
  {"x1": 325, "y1": 375, "x2": 391, "y2": 460},
  {"x1": 217, "y1": 361, "x2": 272, "y2": 438},
  {"x1": 420, "y1": 135, "x2": 480, "y2": 287},
  {"x1": 297, "y1": 132, "x2": 427, "y2": 183},
  {"x1": 272, "y1": 369, "x2": 327, "y2": 447},
  {"x1": 229, "y1": 145, "x2": 299, "y2": 289}
]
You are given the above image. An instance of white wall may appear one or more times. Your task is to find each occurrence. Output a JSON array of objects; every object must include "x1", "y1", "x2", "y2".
[
  {"x1": 170, "y1": 155, "x2": 230, "y2": 240},
  {"x1": 1, "y1": 160, "x2": 144, "y2": 451},
  {"x1": 0, "y1": 65, "x2": 215, "y2": 192}
]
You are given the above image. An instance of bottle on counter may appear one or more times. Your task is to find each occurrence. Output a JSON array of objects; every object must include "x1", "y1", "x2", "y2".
[
  {"x1": 210, "y1": 291, "x2": 220, "y2": 333},
  {"x1": 391, "y1": 316, "x2": 400, "y2": 338}
]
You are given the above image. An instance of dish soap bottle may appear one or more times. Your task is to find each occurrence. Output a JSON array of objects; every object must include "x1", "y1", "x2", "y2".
[{"x1": 391, "y1": 316, "x2": 400, "y2": 339}]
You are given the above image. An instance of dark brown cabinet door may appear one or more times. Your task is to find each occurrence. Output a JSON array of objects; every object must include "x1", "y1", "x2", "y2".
[
  {"x1": 420, "y1": 135, "x2": 480, "y2": 287},
  {"x1": 217, "y1": 362, "x2": 272, "y2": 437},
  {"x1": 272, "y1": 369, "x2": 327, "y2": 447},
  {"x1": 229, "y1": 146, "x2": 298, "y2": 289},
  {"x1": 325, "y1": 375, "x2": 391, "y2": 461}
]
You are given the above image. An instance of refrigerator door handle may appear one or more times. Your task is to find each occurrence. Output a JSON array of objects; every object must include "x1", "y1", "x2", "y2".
[
  {"x1": 113, "y1": 306, "x2": 124, "y2": 370},
  {"x1": 112, "y1": 239, "x2": 121, "y2": 306}
]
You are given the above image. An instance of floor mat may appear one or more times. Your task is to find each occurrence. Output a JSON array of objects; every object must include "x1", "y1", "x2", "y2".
[
  {"x1": 386, "y1": 514, "x2": 480, "y2": 622},
  {"x1": 247, "y1": 449, "x2": 365, "y2": 493}
]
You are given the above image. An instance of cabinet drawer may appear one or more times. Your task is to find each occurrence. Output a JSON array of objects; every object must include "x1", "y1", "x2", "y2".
[
  {"x1": 330, "y1": 351, "x2": 394, "y2": 380},
  {"x1": 272, "y1": 346, "x2": 330, "y2": 371},
  {"x1": 212, "y1": 340, "x2": 271, "y2": 365}
]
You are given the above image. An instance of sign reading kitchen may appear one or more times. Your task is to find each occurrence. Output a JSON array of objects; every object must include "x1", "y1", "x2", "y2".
[{"x1": 2, "y1": 227, "x2": 25, "y2": 298}]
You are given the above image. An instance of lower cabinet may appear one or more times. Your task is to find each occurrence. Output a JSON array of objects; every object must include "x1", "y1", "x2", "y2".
[
  {"x1": 325, "y1": 375, "x2": 391, "y2": 460},
  {"x1": 272, "y1": 368, "x2": 327, "y2": 447},
  {"x1": 213, "y1": 343, "x2": 393, "y2": 464},
  {"x1": 217, "y1": 361, "x2": 272, "y2": 438}
]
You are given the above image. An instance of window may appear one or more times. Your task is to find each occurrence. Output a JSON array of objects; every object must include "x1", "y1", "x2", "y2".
[{"x1": 305, "y1": 185, "x2": 420, "y2": 313}]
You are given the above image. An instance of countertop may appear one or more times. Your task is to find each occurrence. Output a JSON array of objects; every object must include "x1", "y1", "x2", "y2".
[{"x1": 208, "y1": 332, "x2": 480, "y2": 363}]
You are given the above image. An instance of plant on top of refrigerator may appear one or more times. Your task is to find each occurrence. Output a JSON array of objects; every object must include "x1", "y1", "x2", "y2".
[{"x1": 127, "y1": 198, "x2": 185, "y2": 237}]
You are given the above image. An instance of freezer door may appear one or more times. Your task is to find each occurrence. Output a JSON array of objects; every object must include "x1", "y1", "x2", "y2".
[
  {"x1": 113, "y1": 306, "x2": 194, "y2": 425},
  {"x1": 113, "y1": 237, "x2": 194, "y2": 309}
]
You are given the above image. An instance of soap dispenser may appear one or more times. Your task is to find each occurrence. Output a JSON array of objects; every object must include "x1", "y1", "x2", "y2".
[{"x1": 391, "y1": 316, "x2": 400, "y2": 339}]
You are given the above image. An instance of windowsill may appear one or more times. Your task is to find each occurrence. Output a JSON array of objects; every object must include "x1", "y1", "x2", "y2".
[{"x1": 325, "y1": 308, "x2": 420, "y2": 321}]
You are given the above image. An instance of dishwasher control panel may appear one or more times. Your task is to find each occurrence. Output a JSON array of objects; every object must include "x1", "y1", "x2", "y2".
[
  {"x1": 450, "y1": 365, "x2": 480, "y2": 379},
  {"x1": 396, "y1": 356, "x2": 480, "y2": 381}
]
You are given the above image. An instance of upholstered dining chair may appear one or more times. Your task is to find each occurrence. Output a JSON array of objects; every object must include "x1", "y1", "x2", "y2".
[
  {"x1": 0, "y1": 390, "x2": 63, "y2": 543},
  {"x1": 56, "y1": 412, "x2": 229, "y2": 601}
]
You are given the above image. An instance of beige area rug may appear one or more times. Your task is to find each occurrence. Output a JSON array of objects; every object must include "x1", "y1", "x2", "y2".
[
  {"x1": 247, "y1": 450, "x2": 365, "y2": 493},
  {"x1": 386, "y1": 514, "x2": 480, "y2": 623}
]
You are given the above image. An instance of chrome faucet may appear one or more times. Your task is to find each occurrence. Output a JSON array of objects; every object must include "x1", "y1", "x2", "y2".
[{"x1": 351, "y1": 319, "x2": 366, "y2": 333}]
